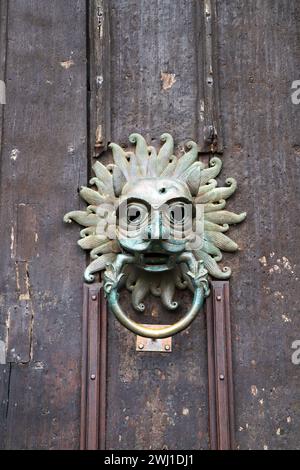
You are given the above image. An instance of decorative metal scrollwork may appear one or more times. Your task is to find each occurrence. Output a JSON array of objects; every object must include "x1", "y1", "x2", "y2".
[{"x1": 64, "y1": 133, "x2": 246, "y2": 338}]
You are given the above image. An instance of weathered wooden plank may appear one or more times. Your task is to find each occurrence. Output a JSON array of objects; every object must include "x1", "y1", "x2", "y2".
[
  {"x1": 0, "y1": 2, "x2": 8, "y2": 356},
  {"x1": 0, "y1": 0, "x2": 87, "y2": 449},
  {"x1": 109, "y1": 0, "x2": 217, "y2": 150},
  {"x1": 0, "y1": 6, "x2": 8, "y2": 446},
  {"x1": 217, "y1": 0, "x2": 300, "y2": 450}
]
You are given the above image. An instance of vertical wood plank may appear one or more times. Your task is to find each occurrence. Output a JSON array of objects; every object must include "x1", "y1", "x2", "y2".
[
  {"x1": 0, "y1": 0, "x2": 87, "y2": 449},
  {"x1": 217, "y1": 0, "x2": 300, "y2": 450}
]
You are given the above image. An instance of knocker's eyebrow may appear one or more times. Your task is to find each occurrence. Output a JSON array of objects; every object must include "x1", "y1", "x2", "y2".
[
  {"x1": 121, "y1": 196, "x2": 192, "y2": 210},
  {"x1": 160, "y1": 196, "x2": 192, "y2": 206},
  {"x1": 117, "y1": 198, "x2": 152, "y2": 210}
]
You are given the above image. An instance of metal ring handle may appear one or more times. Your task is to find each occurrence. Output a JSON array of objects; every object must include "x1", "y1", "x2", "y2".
[
  {"x1": 103, "y1": 253, "x2": 209, "y2": 339},
  {"x1": 107, "y1": 283, "x2": 206, "y2": 339}
]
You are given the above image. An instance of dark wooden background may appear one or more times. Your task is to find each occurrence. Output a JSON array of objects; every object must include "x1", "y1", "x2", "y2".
[{"x1": 0, "y1": 0, "x2": 299, "y2": 450}]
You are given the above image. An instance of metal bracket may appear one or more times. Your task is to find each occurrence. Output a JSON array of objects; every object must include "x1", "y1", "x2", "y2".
[{"x1": 136, "y1": 325, "x2": 172, "y2": 352}]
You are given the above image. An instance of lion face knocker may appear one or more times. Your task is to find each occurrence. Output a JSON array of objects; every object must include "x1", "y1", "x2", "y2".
[{"x1": 64, "y1": 133, "x2": 246, "y2": 338}]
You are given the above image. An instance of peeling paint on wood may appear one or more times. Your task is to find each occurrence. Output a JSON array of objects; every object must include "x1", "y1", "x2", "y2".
[
  {"x1": 60, "y1": 59, "x2": 74, "y2": 69},
  {"x1": 160, "y1": 72, "x2": 176, "y2": 91}
]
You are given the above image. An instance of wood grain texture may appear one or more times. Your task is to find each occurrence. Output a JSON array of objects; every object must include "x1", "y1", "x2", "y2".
[
  {"x1": 216, "y1": 0, "x2": 300, "y2": 450},
  {"x1": 0, "y1": 0, "x2": 87, "y2": 449},
  {"x1": 109, "y1": 0, "x2": 210, "y2": 149}
]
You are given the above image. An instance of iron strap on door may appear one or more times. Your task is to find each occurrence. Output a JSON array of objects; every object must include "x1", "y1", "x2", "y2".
[
  {"x1": 81, "y1": 283, "x2": 107, "y2": 450},
  {"x1": 206, "y1": 281, "x2": 235, "y2": 450}
]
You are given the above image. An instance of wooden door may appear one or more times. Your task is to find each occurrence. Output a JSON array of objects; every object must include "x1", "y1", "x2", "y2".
[{"x1": 0, "y1": 0, "x2": 299, "y2": 450}]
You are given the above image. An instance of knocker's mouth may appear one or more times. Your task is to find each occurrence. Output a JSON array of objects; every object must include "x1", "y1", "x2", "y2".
[
  {"x1": 119, "y1": 239, "x2": 186, "y2": 271},
  {"x1": 138, "y1": 252, "x2": 172, "y2": 271}
]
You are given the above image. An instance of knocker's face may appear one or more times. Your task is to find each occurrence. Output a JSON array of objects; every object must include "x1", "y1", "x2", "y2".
[{"x1": 116, "y1": 178, "x2": 195, "y2": 272}]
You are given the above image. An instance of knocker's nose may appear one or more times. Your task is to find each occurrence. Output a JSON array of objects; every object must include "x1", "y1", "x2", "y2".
[{"x1": 146, "y1": 211, "x2": 168, "y2": 240}]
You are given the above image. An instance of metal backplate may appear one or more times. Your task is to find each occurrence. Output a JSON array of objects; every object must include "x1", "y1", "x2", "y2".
[{"x1": 136, "y1": 325, "x2": 172, "y2": 353}]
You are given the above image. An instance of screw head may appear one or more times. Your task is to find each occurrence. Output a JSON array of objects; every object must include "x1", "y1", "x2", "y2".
[
  {"x1": 90, "y1": 374, "x2": 96, "y2": 380},
  {"x1": 165, "y1": 345, "x2": 170, "y2": 351},
  {"x1": 216, "y1": 295, "x2": 222, "y2": 301},
  {"x1": 91, "y1": 295, "x2": 97, "y2": 301},
  {"x1": 219, "y1": 374, "x2": 225, "y2": 380},
  {"x1": 138, "y1": 343, "x2": 144, "y2": 350}
]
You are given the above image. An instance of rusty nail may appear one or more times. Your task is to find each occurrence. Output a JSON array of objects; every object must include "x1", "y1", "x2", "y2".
[
  {"x1": 219, "y1": 374, "x2": 225, "y2": 380},
  {"x1": 90, "y1": 374, "x2": 96, "y2": 380},
  {"x1": 216, "y1": 295, "x2": 222, "y2": 301},
  {"x1": 91, "y1": 294, "x2": 97, "y2": 301},
  {"x1": 165, "y1": 345, "x2": 170, "y2": 351},
  {"x1": 138, "y1": 343, "x2": 144, "y2": 350}
]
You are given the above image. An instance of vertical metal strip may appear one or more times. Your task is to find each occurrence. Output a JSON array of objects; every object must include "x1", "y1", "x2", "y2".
[
  {"x1": 206, "y1": 281, "x2": 235, "y2": 449},
  {"x1": 206, "y1": 293, "x2": 218, "y2": 449},
  {"x1": 80, "y1": 285, "x2": 88, "y2": 449},
  {"x1": 80, "y1": 283, "x2": 107, "y2": 450},
  {"x1": 88, "y1": 0, "x2": 111, "y2": 157},
  {"x1": 197, "y1": 0, "x2": 223, "y2": 153},
  {"x1": 99, "y1": 286, "x2": 107, "y2": 450}
]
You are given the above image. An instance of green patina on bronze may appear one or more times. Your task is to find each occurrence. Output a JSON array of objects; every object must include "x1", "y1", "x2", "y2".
[{"x1": 64, "y1": 133, "x2": 246, "y2": 338}]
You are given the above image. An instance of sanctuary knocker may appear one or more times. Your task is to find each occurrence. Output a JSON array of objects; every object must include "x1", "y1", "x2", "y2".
[{"x1": 64, "y1": 133, "x2": 246, "y2": 339}]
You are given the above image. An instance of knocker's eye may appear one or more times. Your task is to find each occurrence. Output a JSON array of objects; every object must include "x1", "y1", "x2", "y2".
[
  {"x1": 166, "y1": 202, "x2": 189, "y2": 226},
  {"x1": 126, "y1": 203, "x2": 148, "y2": 227}
]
